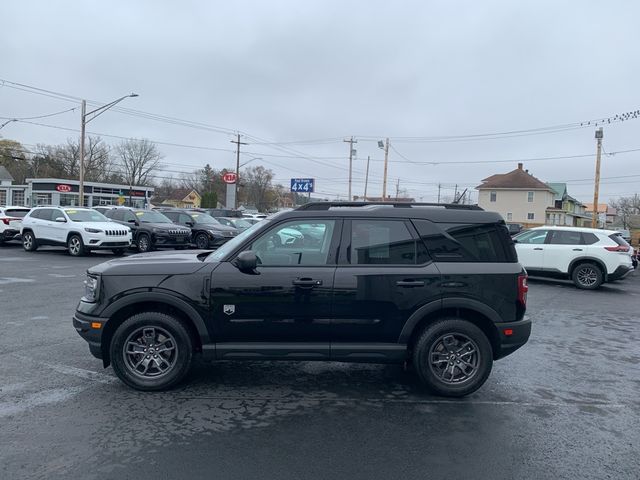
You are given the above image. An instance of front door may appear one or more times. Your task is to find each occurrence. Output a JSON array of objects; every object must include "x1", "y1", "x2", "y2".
[
  {"x1": 210, "y1": 218, "x2": 341, "y2": 348},
  {"x1": 514, "y1": 229, "x2": 549, "y2": 271},
  {"x1": 331, "y1": 218, "x2": 441, "y2": 347}
]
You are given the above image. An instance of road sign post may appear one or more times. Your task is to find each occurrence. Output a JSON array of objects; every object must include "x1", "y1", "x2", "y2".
[{"x1": 223, "y1": 172, "x2": 238, "y2": 209}]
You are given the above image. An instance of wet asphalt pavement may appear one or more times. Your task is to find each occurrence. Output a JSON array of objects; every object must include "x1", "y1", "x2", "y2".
[{"x1": 0, "y1": 244, "x2": 639, "y2": 480}]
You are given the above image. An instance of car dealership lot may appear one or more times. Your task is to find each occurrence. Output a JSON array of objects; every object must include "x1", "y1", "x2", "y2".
[{"x1": 1, "y1": 244, "x2": 639, "y2": 480}]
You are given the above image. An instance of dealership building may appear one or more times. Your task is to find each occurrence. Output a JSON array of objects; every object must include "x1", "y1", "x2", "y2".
[{"x1": 0, "y1": 174, "x2": 154, "y2": 208}]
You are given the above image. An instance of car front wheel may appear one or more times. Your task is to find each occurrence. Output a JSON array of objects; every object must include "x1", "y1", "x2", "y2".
[
  {"x1": 22, "y1": 231, "x2": 38, "y2": 251},
  {"x1": 137, "y1": 233, "x2": 152, "y2": 253},
  {"x1": 413, "y1": 318, "x2": 493, "y2": 397},
  {"x1": 572, "y1": 263, "x2": 603, "y2": 290},
  {"x1": 67, "y1": 234, "x2": 86, "y2": 257},
  {"x1": 194, "y1": 232, "x2": 210, "y2": 249},
  {"x1": 110, "y1": 312, "x2": 193, "y2": 391}
]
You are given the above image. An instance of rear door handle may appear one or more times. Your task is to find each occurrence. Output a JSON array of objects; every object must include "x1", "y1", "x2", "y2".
[
  {"x1": 572, "y1": 248, "x2": 583, "y2": 251},
  {"x1": 396, "y1": 280, "x2": 425, "y2": 288},
  {"x1": 534, "y1": 248, "x2": 544, "y2": 250},
  {"x1": 441, "y1": 282, "x2": 465, "y2": 288},
  {"x1": 292, "y1": 278, "x2": 322, "y2": 288}
]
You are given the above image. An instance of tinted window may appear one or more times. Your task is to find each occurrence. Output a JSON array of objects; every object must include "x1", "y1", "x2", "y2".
[
  {"x1": 6, "y1": 208, "x2": 29, "y2": 218},
  {"x1": 34, "y1": 209, "x2": 54, "y2": 221},
  {"x1": 582, "y1": 233, "x2": 599, "y2": 245},
  {"x1": 514, "y1": 229, "x2": 549, "y2": 245},
  {"x1": 124, "y1": 211, "x2": 137, "y2": 223},
  {"x1": 52, "y1": 209, "x2": 65, "y2": 221},
  {"x1": 414, "y1": 220, "x2": 514, "y2": 263},
  {"x1": 610, "y1": 234, "x2": 630, "y2": 247},
  {"x1": 350, "y1": 219, "x2": 427, "y2": 265},
  {"x1": 162, "y1": 211, "x2": 178, "y2": 222},
  {"x1": 106, "y1": 210, "x2": 124, "y2": 221},
  {"x1": 178, "y1": 213, "x2": 193, "y2": 224},
  {"x1": 549, "y1": 230, "x2": 583, "y2": 245},
  {"x1": 251, "y1": 219, "x2": 336, "y2": 266}
]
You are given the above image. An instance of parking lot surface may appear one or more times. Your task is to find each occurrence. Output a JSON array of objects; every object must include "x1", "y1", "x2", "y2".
[{"x1": 1, "y1": 244, "x2": 639, "y2": 480}]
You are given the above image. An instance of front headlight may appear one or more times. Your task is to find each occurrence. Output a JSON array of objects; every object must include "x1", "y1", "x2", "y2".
[
  {"x1": 83, "y1": 275, "x2": 100, "y2": 302},
  {"x1": 84, "y1": 228, "x2": 103, "y2": 234}
]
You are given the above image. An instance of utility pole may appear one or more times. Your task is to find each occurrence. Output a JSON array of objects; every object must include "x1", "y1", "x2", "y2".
[
  {"x1": 382, "y1": 138, "x2": 390, "y2": 200},
  {"x1": 592, "y1": 127, "x2": 604, "y2": 228},
  {"x1": 79, "y1": 100, "x2": 86, "y2": 206},
  {"x1": 363, "y1": 155, "x2": 370, "y2": 200},
  {"x1": 344, "y1": 137, "x2": 357, "y2": 201},
  {"x1": 395, "y1": 178, "x2": 400, "y2": 199},
  {"x1": 437, "y1": 183, "x2": 441, "y2": 203},
  {"x1": 454, "y1": 184, "x2": 458, "y2": 203},
  {"x1": 231, "y1": 133, "x2": 248, "y2": 209}
]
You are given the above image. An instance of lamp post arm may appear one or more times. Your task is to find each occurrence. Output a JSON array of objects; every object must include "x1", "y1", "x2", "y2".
[{"x1": 85, "y1": 94, "x2": 137, "y2": 123}]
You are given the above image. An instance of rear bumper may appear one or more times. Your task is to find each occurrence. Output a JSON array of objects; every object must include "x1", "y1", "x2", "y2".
[
  {"x1": 608, "y1": 265, "x2": 634, "y2": 281},
  {"x1": 1, "y1": 229, "x2": 20, "y2": 241},
  {"x1": 73, "y1": 310, "x2": 108, "y2": 360},
  {"x1": 495, "y1": 317, "x2": 531, "y2": 359}
]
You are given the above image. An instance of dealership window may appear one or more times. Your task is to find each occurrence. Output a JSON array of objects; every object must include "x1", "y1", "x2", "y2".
[
  {"x1": 527, "y1": 191, "x2": 534, "y2": 202},
  {"x1": 60, "y1": 193, "x2": 80, "y2": 206},
  {"x1": 12, "y1": 190, "x2": 24, "y2": 206},
  {"x1": 490, "y1": 191, "x2": 497, "y2": 202},
  {"x1": 0, "y1": 190, "x2": 6, "y2": 206},
  {"x1": 527, "y1": 212, "x2": 535, "y2": 220},
  {"x1": 506, "y1": 212, "x2": 513, "y2": 221},
  {"x1": 33, "y1": 193, "x2": 52, "y2": 206}
]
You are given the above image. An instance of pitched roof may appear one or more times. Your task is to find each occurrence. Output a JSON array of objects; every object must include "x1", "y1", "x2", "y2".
[
  {"x1": 547, "y1": 183, "x2": 567, "y2": 201},
  {"x1": 0, "y1": 165, "x2": 14, "y2": 181},
  {"x1": 476, "y1": 163, "x2": 552, "y2": 191},
  {"x1": 584, "y1": 203, "x2": 617, "y2": 215}
]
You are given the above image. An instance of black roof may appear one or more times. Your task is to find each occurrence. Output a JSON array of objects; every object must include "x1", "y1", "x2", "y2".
[{"x1": 279, "y1": 202, "x2": 502, "y2": 224}]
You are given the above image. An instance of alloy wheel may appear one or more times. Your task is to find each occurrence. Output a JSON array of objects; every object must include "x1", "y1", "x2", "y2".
[
  {"x1": 577, "y1": 267, "x2": 598, "y2": 287},
  {"x1": 122, "y1": 326, "x2": 178, "y2": 378},
  {"x1": 428, "y1": 333, "x2": 480, "y2": 384},
  {"x1": 24, "y1": 234, "x2": 33, "y2": 250},
  {"x1": 69, "y1": 237, "x2": 82, "y2": 255}
]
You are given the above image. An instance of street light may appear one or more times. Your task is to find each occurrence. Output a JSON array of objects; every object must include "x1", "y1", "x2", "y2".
[
  {"x1": 240, "y1": 156, "x2": 262, "y2": 168},
  {"x1": 79, "y1": 93, "x2": 138, "y2": 205}
]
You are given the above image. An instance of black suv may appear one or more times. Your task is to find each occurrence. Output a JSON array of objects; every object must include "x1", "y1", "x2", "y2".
[
  {"x1": 73, "y1": 202, "x2": 531, "y2": 397},
  {"x1": 104, "y1": 207, "x2": 191, "y2": 252},
  {"x1": 158, "y1": 208, "x2": 238, "y2": 249}
]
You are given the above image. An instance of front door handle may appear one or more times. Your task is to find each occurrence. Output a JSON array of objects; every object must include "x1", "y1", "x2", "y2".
[
  {"x1": 572, "y1": 248, "x2": 583, "y2": 251},
  {"x1": 396, "y1": 280, "x2": 425, "y2": 288},
  {"x1": 441, "y1": 282, "x2": 465, "y2": 288},
  {"x1": 292, "y1": 278, "x2": 322, "y2": 288},
  {"x1": 534, "y1": 247, "x2": 544, "y2": 250}
]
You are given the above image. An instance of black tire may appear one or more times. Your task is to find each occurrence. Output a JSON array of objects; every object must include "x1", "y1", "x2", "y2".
[
  {"x1": 571, "y1": 262, "x2": 603, "y2": 290},
  {"x1": 22, "y1": 231, "x2": 38, "y2": 252},
  {"x1": 194, "y1": 232, "x2": 210, "y2": 249},
  {"x1": 137, "y1": 233, "x2": 152, "y2": 253},
  {"x1": 413, "y1": 318, "x2": 493, "y2": 397},
  {"x1": 110, "y1": 312, "x2": 193, "y2": 391},
  {"x1": 67, "y1": 234, "x2": 86, "y2": 257},
  {"x1": 112, "y1": 248, "x2": 126, "y2": 256}
]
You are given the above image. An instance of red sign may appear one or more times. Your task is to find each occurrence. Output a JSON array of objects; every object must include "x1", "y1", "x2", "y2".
[
  {"x1": 56, "y1": 184, "x2": 72, "y2": 193},
  {"x1": 222, "y1": 172, "x2": 237, "y2": 184}
]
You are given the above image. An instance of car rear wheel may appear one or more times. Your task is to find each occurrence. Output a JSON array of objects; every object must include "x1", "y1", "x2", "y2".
[
  {"x1": 137, "y1": 233, "x2": 152, "y2": 253},
  {"x1": 22, "y1": 231, "x2": 38, "y2": 251},
  {"x1": 413, "y1": 318, "x2": 493, "y2": 397},
  {"x1": 110, "y1": 312, "x2": 193, "y2": 391},
  {"x1": 572, "y1": 263, "x2": 603, "y2": 289},
  {"x1": 195, "y1": 232, "x2": 210, "y2": 249},
  {"x1": 67, "y1": 234, "x2": 86, "y2": 257}
]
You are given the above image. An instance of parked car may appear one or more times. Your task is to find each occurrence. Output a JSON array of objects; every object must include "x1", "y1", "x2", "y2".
[
  {"x1": 513, "y1": 226, "x2": 634, "y2": 289},
  {"x1": 194, "y1": 208, "x2": 243, "y2": 218},
  {"x1": 158, "y1": 208, "x2": 238, "y2": 249},
  {"x1": 93, "y1": 206, "x2": 117, "y2": 215},
  {"x1": 73, "y1": 201, "x2": 530, "y2": 397},
  {"x1": 506, "y1": 223, "x2": 524, "y2": 236},
  {"x1": 104, "y1": 208, "x2": 191, "y2": 253},
  {"x1": 21, "y1": 206, "x2": 131, "y2": 256},
  {"x1": 0, "y1": 206, "x2": 30, "y2": 244},
  {"x1": 214, "y1": 216, "x2": 253, "y2": 232}
]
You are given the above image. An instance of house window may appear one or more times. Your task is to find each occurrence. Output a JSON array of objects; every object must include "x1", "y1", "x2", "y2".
[
  {"x1": 506, "y1": 212, "x2": 513, "y2": 221},
  {"x1": 490, "y1": 191, "x2": 497, "y2": 202},
  {"x1": 527, "y1": 213, "x2": 535, "y2": 220},
  {"x1": 527, "y1": 191, "x2": 534, "y2": 202}
]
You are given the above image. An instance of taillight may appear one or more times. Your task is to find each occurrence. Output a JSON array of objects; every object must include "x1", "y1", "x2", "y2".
[
  {"x1": 604, "y1": 246, "x2": 629, "y2": 252},
  {"x1": 517, "y1": 274, "x2": 528, "y2": 306},
  {"x1": 1, "y1": 217, "x2": 19, "y2": 225}
]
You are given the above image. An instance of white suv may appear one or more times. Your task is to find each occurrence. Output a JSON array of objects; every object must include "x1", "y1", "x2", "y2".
[
  {"x1": 514, "y1": 226, "x2": 634, "y2": 289},
  {"x1": 21, "y1": 206, "x2": 132, "y2": 256},
  {"x1": 0, "y1": 206, "x2": 31, "y2": 244}
]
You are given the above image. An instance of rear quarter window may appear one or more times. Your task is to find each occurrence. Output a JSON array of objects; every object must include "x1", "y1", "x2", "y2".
[{"x1": 413, "y1": 219, "x2": 516, "y2": 263}]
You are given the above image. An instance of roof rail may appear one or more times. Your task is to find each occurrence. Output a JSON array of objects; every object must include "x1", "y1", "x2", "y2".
[{"x1": 296, "y1": 201, "x2": 483, "y2": 211}]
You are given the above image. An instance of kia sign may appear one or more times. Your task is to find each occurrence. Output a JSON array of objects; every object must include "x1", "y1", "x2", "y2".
[
  {"x1": 56, "y1": 184, "x2": 72, "y2": 193},
  {"x1": 223, "y1": 172, "x2": 237, "y2": 184}
]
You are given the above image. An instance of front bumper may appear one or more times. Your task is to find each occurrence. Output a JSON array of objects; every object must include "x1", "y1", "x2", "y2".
[
  {"x1": 73, "y1": 310, "x2": 108, "y2": 360},
  {"x1": 608, "y1": 265, "x2": 634, "y2": 281},
  {"x1": 494, "y1": 317, "x2": 531, "y2": 359},
  {"x1": 84, "y1": 234, "x2": 132, "y2": 249},
  {"x1": 153, "y1": 234, "x2": 191, "y2": 247}
]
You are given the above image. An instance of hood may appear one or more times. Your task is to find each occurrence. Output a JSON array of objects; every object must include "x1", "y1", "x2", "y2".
[
  {"x1": 198, "y1": 222, "x2": 238, "y2": 233},
  {"x1": 89, "y1": 249, "x2": 210, "y2": 276},
  {"x1": 141, "y1": 222, "x2": 190, "y2": 232},
  {"x1": 73, "y1": 221, "x2": 130, "y2": 232}
]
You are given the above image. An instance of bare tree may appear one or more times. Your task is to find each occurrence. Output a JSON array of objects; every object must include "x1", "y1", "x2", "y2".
[
  {"x1": 116, "y1": 138, "x2": 162, "y2": 187},
  {"x1": 56, "y1": 136, "x2": 112, "y2": 182},
  {"x1": 610, "y1": 195, "x2": 640, "y2": 228},
  {"x1": 241, "y1": 165, "x2": 274, "y2": 211}
]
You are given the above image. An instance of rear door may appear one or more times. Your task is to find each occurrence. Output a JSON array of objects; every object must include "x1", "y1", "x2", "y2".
[
  {"x1": 514, "y1": 229, "x2": 550, "y2": 270},
  {"x1": 331, "y1": 218, "x2": 440, "y2": 347},
  {"x1": 544, "y1": 230, "x2": 585, "y2": 273}
]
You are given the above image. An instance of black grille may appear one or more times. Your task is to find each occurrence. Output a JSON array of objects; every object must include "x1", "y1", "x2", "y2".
[
  {"x1": 105, "y1": 230, "x2": 129, "y2": 236},
  {"x1": 168, "y1": 229, "x2": 190, "y2": 235}
]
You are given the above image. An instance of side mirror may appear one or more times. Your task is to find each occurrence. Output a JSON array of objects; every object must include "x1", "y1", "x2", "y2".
[
  {"x1": 186, "y1": 221, "x2": 194, "y2": 227},
  {"x1": 55, "y1": 217, "x2": 66, "y2": 223},
  {"x1": 235, "y1": 251, "x2": 259, "y2": 273},
  {"x1": 127, "y1": 219, "x2": 137, "y2": 224}
]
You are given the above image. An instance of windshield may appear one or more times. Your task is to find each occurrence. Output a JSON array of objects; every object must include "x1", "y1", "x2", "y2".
[
  {"x1": 190, "y1": 212, "x2": 220, "y2": 224},
  {"x1": 231, "y1": 218, "x2": 252, "y2": 229},
  {"x1": 136, "y1": 210, "x2": 172, "y2": 223},
  {"x1": 208, "y1": 220, "x2": 267, "y2": 262},
  {"x1": 65, "y1": 209, "x2": 108, "y2": 222}
]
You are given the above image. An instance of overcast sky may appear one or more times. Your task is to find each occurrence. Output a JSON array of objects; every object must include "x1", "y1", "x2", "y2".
[{"x1": 1, "y1": 0, "x2": 639, "y2": 203}]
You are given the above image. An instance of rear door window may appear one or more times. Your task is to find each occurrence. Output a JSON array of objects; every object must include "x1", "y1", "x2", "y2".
[
  {"x1": 549, "y1": 230, "x2": 583, "y2": 245},
  {"x1": 349, "y1": 219, "x2": 429, "y2": 265},
  {"x1": 514, "y1": 229, "x2": 549, "y2": 245}
]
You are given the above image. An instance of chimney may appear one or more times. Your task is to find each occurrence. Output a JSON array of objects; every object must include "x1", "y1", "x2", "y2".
[{"x1": 517, "y1": 163, "x2": 523, "y2": 170}]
